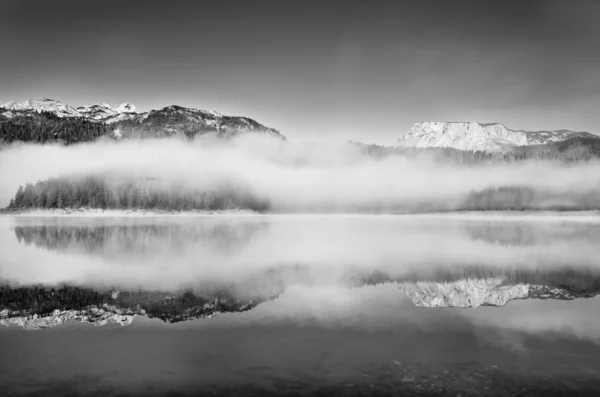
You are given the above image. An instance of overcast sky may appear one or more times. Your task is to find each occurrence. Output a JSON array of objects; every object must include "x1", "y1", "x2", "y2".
[{"x1": 1, "y1": 0, "x2": 598, "y2": 143}]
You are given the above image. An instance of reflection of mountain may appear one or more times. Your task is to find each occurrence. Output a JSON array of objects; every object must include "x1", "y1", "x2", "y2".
[
  {"x1": 3, "y1": 265, "x2": 600, "y2": 329},
  {"x1": 348, "y1": 266, "x2": 600, "y2": 302},
  {"x1": 13, "y1": 220, "x2": 269, "y2": 258},
  {"x1": 397, "y1": 278, "x2": 529, "y2": 307},
  {"x1": 396, "y1": 279, "x2": 600, "y2": 308},
  {"x1": 0, "y1": 284, "x2": 274, "y2": 330},
  {"x1": 6, "y1": 217, "x2": 600, "y2": 328}
]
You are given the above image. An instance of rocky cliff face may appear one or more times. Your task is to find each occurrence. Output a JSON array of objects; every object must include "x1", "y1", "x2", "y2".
[{"x1": 397, "y1": 121, "x2": 598, "y2": 152}]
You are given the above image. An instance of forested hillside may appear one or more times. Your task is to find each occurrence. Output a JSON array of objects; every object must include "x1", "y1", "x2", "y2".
[
  {"x1": 0, "y1": 103, "x2": 283, "y2": 144},
  {"x1": 0, "y1": 111, "x2": 110, "y2": 144}
]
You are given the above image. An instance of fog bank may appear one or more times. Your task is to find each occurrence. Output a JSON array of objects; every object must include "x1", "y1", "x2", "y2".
[{"x1": 1, "y1": 136, "x2": 600, "y2": 210}]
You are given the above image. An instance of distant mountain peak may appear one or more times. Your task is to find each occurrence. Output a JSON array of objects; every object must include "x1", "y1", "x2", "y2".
[
  {"x1": 114, "y1": 102, "x2": 136, "y2": 113},
  {"x1": 398, "y1": 121, "x2": 598, "y2": 152},
  {"x1": 2, "y1": 97, "x2": 81, "y2": 118},
  {"x1": 76, "y1": 101, "x2": 139, "y2": 122},
  {"x1": 0, "y1": 97, "x2": 283, "y2": 140}
]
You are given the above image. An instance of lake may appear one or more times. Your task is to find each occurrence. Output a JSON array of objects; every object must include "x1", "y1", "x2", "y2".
[{"x1": 1, "y1": 213, "x2": 600, "y2": 396}]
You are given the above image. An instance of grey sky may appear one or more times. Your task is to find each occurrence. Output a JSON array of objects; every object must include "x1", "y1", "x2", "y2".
[{"x1": 1, "y1": 0, "x2": 598, "y2": 143}]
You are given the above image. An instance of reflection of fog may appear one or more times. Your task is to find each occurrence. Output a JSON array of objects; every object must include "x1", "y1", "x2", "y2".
[
  {"x1": 13, "y1": 217, "x2": 270, "y2": 259},
  {"x1": 3, "y1": 215, "x2": 600, "y2": 291}
]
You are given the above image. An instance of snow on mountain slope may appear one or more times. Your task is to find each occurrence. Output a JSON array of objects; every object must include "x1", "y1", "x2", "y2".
[
  {"x1": 1, "y1": 98, "x2": 282, "y2": 138},
  {"x1": 76, "y1": 102, "x2": 138, "y2": 122},
  {"x1": 397, "y1": 121, "x2": 598, "y2": 152},
  {"x1": 1, "y1": 98, "x2": 138, "y2": 122},
  {"x1": 1, "y1": 97, "x2": 81, "y2": 118},
  {"x1": 133, "y1": 104, "x2": 282, "y2": 137}
]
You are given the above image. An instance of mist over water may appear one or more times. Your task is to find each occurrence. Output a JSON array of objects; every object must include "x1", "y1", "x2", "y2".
[
  {"x1": 2, "y1": 136, "x2": 600, "y2": 211},
  {"x1": 3, "y1": 139, "x2": 600, "y2": 395}
]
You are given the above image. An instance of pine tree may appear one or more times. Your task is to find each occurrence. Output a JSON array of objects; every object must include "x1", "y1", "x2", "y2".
[{"x1": 14, "y1": 185, "x2": 25, "y2": 207}]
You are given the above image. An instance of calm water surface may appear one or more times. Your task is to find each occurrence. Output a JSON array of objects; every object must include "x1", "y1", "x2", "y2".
[{"x1": 1, "y1": 213, "x2": 600, "y2": 396}]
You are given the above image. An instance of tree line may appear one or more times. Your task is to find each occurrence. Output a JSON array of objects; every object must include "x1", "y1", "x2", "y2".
[
  {"x1": 0, "y1": 112, "x2": 111, "y2": 144},
  {"x1": 350, "y1": 137, "x2": 600, "y2": 164},
  {"x1": 461, "y1": 185, "x2": 600, "y2": 211},
  {"x1": 7, "y1": 175, "x2": 270, "y2": 212},
  {"x1": 0, "y1": 109, "x2": 280, "y2": 144}
]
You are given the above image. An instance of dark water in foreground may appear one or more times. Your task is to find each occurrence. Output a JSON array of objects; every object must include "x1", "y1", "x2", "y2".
[{"x1": 1, "y1": 213, "x2": 600, "y2": 396}]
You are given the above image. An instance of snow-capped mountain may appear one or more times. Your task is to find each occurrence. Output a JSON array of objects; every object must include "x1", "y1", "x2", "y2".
[
  {"x1": 1, "y1": 97, "x2": 82, "y2": 118},
  {"x1": 397, "y1": 121, "x2": 598, "y2": 152},
  {"x1": 0, "y1": 97, "x2": 282, "y2": 139},
  {"x1": 76, "y1": 102, "x2": 138, "y2": 123},
  {"x1": 133, "y1": 105, "x2": 282, "y2": 138}
]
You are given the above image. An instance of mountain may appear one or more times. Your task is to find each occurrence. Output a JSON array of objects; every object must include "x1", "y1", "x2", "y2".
[
  {"x1": 76, "y1": 102, "x2": 138, "y2": 123},
  {"x1": 2, "y1": 97, "x2": 84, "y2": 118},
  {"x1": 397, "y1": 121, "x2": 598, "y2": 152},
  {"x1": 0, "y1": 97, "x2": 283, "y2": 143},
  {"x1": 116, "y1": 104, "x2": 282, "y2": 140}
]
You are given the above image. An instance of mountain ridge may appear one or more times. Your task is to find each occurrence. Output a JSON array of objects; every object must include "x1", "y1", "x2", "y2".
[
  {"x1": 0, "y1": 97, "x2": 283, "y2": 141},
  {"x1": 397, "y1": 121, "x2": 598, "y2": 152}
]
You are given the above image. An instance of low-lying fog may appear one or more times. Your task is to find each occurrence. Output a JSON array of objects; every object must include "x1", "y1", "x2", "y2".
[{"x1": 2, "y1": 136, "x2": 600, "y2": 210}]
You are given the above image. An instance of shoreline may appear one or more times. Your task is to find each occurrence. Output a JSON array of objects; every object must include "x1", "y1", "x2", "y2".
[
  {"x1": 1, "y1": 207, "x2": 600, "y2": 220},
  {"x1": 0, "y1": 207, "x2": 263, "y2": 217}
]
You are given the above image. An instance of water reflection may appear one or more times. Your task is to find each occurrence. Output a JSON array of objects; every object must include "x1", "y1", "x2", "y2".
[
  {"x1": 13, "y1": 217, "x2": 270, "y2": 258},
  {"x1": 1, "y1": 285, "x2": 600, "y2": 396},
  {"x1": 2, "y1": 215, "x2": 600, "y2": 291},
  {"x1": 2, "y1": 214, "x2": 600, "y2": 395}
]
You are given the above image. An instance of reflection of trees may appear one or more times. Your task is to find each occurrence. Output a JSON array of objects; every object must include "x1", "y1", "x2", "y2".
[
  {"x1": 464, "y1": 222, "x2": 538, "y2": 246},
  {"x1": 464, "y1": 221, "x2": 600, "y2": 247},
  {"x1": 13, "y1": 220, "x2": 269, "y2": 258},
  {"x1": 504, "y1": 268, "x2": 600, "y2": 295},
  {"x1": 0, "y1": 284, "x2": 271, "y2": 322}
]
